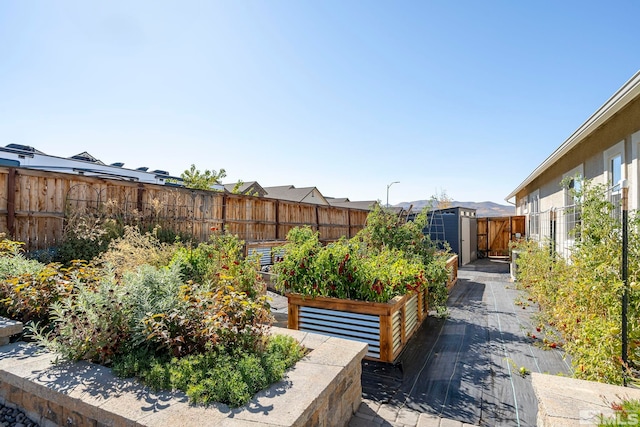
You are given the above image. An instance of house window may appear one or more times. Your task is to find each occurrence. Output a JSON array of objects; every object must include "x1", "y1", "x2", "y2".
[
  {"x1": 604, "y1": 141, "x2": 625, "y2": 208},
  {"x1": 604, "y1": 141, "x2": 626, "y2": 194},
  {"x1": 611, "y1": 154, "x2": 622, "y2": 189},
  {"x1": 517, "y1": 196, "x2": 527, "y2": 215},
  {"x1": 528, "y1": 190, "x2": 540, "y2": 237},
  {"x1": 563, "y1": 173, "x2": 582, "y2": 241}
]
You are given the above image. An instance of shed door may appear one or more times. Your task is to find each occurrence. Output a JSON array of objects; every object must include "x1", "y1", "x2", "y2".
[{"x1": 461, "y1": 216, "x2": 471, "y2": 265}]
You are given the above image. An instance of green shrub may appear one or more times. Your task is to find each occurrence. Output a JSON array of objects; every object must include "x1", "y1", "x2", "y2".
[
  {"x1": 0, "y1": 241, "x2": 95, "y2": 324},
  {"x1": 112, "y1": 334, "x2": 304, "y2": 408},
  {"x1": 28, "y1": 273, "x2": 130, "y2": 364},
  {"x1": 13, "y1": 228, "x2": 304, "y2": 408},
  {"x1": 274, "y1": 207, "x2": 450, "y2": 309},
  {"x1": 97, "y1": 226, "x2": 177, "y2": 278},
  {"x1": 55, "y1": 215, "x2": 120, "y2": 265},
  {"x1": 171, "y1": 232, "x2": 263, "y2": 297},
  {"x1": 514, "y1": 180, "x2": 640, "y2": 385},
  {"x1": 0, "y1": 248, "x2": 46, "y2": 281},
  {"x1": 120, "y1": 263, "x2": 186, "y2": 347},
  {"x1": 142, "y1": 284, "x2": 272, "y2": 357}
]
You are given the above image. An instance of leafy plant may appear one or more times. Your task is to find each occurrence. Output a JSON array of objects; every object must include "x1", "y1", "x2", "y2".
[
  {"x1": 112, "y1": 334, "x2": 304, "y2": 408},
  {"x1": 0, "y1": 236, "x2": 46, "y2": 281},
  {"x1": 274, "y1": 207, "x2": 451, "y2": 310},
  {"x1": 514, "y1": 180, "x2": 640, "y2": 385},
  {"x1": 7, "y1": 224, "x2": 304, "y2": 409},
  {"x1": 181, "y1": 164, "x2": 226, "y2": 190},
  {"x1": 598, "y1": 398, "x2": 640, "y2": 426},
  {"x1": 0, "y1": 252, "x2": 95, "y2": 325},
  {"x1": 27, "y1": 271, "x2": 128, "y2": 364},
  {"x1": 171, "y1": 232, "x2": 263, "y2": 298},
  {"x1": 142, "y1": 284, "x2": 272, "y2": 358},
  {"x1": 97, "y1": 226, "x2": 176, "y2": 278},
  {"x1": 55, "y1": 212, "x2": 121, "y2": 265}
]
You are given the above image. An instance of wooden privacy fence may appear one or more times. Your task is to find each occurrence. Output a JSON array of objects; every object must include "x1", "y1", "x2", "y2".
[
  {"x1": 0, "y1": 167, "x2": 370, "y2": 251},
  {"x1": 477, "y1": 216, "x2": 526, "y2": 257}
]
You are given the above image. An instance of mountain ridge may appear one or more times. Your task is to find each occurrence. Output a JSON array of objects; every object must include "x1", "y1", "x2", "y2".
[{"x1": 395, "y1": 200, "x2": 515, "y2": 217}]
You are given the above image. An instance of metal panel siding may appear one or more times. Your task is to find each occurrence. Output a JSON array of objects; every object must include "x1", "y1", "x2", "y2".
[
  {"x1": 392, "y1": 310, "x2": 402, "y2": 354},
  {"x1": 405, "y1": 295, "x2": 419, "y2": 336},
  {"x1": 298, "y1": 306, "x2": 381, "y2": 358},
  {"x1": 248, "y1": 247, "x2": 272, "y2": 266},
  {"x1": 442, "y1": 212, "x2": 460, "y2": 255}
]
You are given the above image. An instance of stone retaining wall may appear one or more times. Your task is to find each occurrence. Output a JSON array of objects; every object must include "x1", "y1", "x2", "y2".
[
  {"x1": 0, "y1": 321, "x2": 367, "y2": 427},
  {"x1": 533, "y1": 372, "x2": 640, "y2": 426}
]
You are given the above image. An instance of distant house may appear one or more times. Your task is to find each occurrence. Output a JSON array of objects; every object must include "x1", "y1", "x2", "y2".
[
  {"x1": 223, "y1": 181, "x2": 267, "y2": 197},
  {"x1": 263, "y1": 185, "x2": 330, "y2": 205},
  {"x1": 0, "y1": 144, "x2": 183, "y2": 185},
  {"x1": 507, "y1": 70, "x2": 640, "y2": 256},
  {"x1": 326, "y1": 197, "x2": 378, "y2": 210}
]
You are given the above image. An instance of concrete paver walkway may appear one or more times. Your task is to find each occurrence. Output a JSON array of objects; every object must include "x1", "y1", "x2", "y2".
[
  {"x1": 353, "y1": 258, "x2": 571, "y2": 427},
  {"x1": 350, "y1": 399, "x2": 476, "y2": 427}
]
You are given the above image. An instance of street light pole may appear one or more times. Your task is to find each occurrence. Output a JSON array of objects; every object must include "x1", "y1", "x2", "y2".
[{"x1": 386, "y1": 181, "x2": 399, "y2": 208}]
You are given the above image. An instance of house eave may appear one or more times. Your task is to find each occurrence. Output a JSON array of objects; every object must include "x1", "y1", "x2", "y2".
[{"x1": 506, "y1": 70, "x2": 640, "y2": 202}]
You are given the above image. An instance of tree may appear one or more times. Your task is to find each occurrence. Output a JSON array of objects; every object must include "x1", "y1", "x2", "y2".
[
  {"x1": 181, "y1": 164, "x2": 226, "y2": 190},
  {"x1": 430, "y1": 189, "x2": 453, "y2": 210}
]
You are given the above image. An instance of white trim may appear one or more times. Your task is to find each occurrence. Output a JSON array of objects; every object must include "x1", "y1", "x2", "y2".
[
  {"x1": 562, "y1": 164, "x2": 583, "y2": 205},
  {"x1": 528, "y1": 189, "x2": 540, "y2": 238},
  {"x1": 632, "y1": 131, "x2": 640, "y2": 210},
  {"x1": 604, "y1": 140, "x2": 625, "y2": 189},
  {"x1": 506, "y1": 70, "x2": 640, "y2": 201}
]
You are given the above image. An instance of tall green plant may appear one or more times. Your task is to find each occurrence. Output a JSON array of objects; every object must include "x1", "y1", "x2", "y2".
[
  {"x1": 170, "y1": 232, "x2": 263, "y2": 298},
  {"x1": 515, "y1": 180, "x2": 640, "y2": 385},
  {"x1": 274, "y1": 207, "x2": 450, "y2": 311}
]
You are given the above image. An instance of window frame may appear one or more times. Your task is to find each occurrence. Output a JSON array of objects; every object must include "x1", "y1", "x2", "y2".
[
  {"x1": 528, "y1": 189, "x2": 540, "y2": 238},
  {"x1": 604, "y1": 141, "x2": 625, "y2": 192}
]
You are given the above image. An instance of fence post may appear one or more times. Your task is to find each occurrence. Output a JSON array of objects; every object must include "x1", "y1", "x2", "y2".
[
  {"x1": 221, "y1": 193, "x2": 227, "y2": 233},
  {"x1": 549, "y1": 209, "x2": 556, "y2": 257},
  {"x1": 136, "y1": 183, "x2": 144, "y2": 213},
  {"x1": 275, "y1": 200, "x2": 280, "y2": 240},
  {"x1": 7, "y1": 168, "x2": 16, "y2": 239}
]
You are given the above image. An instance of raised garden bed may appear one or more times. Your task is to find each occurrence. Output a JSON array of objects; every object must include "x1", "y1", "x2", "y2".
[
  {"x1": 287, "y1": 289, "x2": 429, "y2": 363},
  {"x1": 0, "y1": 326, "x2": 367, "y2": 427},
  {"x1": 285, "y1": 254, "x2": 459, "y2": 363}
]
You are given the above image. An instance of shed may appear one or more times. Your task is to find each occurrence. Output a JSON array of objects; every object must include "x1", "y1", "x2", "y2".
[{"x1": 424, "y1": 207, "x2": 478, "y2": 266}]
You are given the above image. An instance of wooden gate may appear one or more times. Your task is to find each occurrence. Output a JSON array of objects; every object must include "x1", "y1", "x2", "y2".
[{"x1": 477, "y1": 216, "x2": 525, "y2": 258}]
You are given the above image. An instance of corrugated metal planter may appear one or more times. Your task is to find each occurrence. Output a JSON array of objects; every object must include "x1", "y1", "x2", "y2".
[{"x1": 287, "y1": 289, "x2": 428, "y2": 363}]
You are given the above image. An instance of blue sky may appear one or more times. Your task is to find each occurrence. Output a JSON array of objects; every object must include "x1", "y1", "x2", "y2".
[{"x1": 1, "y1": 1, "x2": 639, "y2": 206}]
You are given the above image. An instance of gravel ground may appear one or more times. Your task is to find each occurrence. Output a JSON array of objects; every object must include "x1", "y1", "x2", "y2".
[{"x1": 0, "y1": 404, "x2": 39, "y2": 427}]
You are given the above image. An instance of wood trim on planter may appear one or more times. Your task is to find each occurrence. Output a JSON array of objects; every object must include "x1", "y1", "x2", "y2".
[
  {"x1": 446, "y1": 255, "x2": 458, "y2": 290},
  {"x1": 287, "y1": 290, "x2": 428, "y2": 363}
]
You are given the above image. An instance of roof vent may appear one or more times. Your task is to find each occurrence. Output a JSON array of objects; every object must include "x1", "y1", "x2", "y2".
[
  {"x1": 6, "y1": 144, "x2": 39, "y2": 153},
  {"x1": 136, "y1": 167, "x2": 149, "y2": 171},
  {"x1": 110, "y1": 162, "x2": 125, "y2": 167}
]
